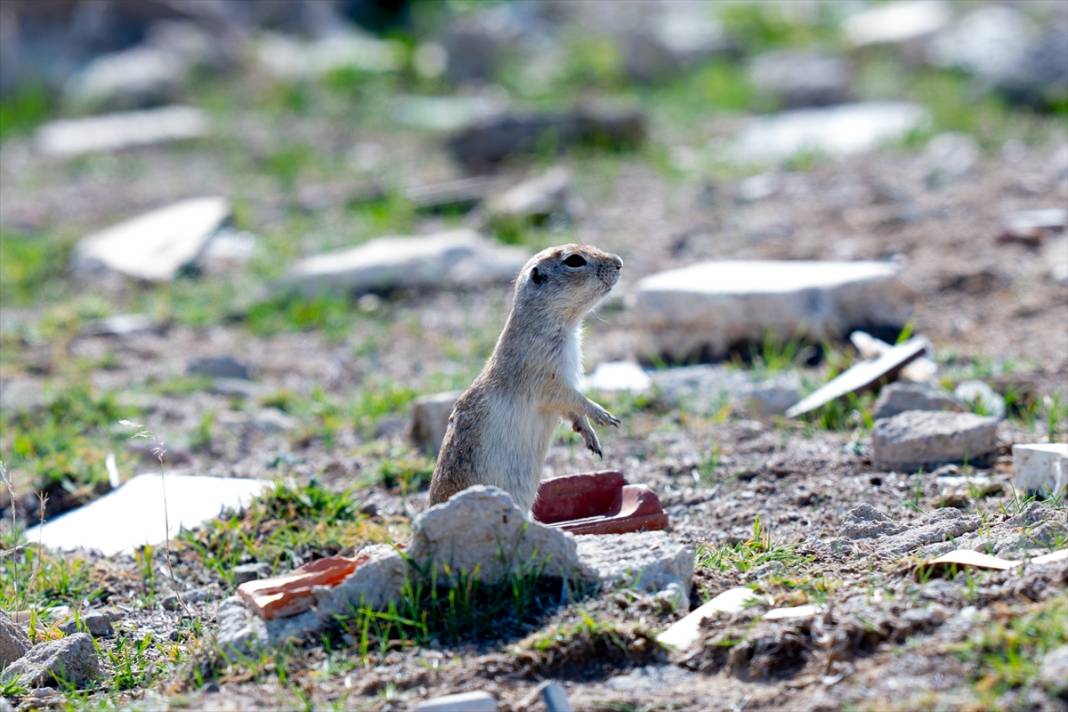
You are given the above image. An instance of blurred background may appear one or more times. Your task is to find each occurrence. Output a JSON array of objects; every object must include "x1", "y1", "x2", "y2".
[{"x1": 1, "y1": 0, "x2": 1066, "y2": 521}]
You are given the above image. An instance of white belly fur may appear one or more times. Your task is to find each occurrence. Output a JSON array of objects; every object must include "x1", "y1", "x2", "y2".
[{"x1": 478, "y1": 390, "x2": 557, "y2": 513}]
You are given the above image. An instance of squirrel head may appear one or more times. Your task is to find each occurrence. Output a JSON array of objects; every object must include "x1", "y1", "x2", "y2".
[{"x1": 515, "y1": 243, "x2": 623, "y2": 323}]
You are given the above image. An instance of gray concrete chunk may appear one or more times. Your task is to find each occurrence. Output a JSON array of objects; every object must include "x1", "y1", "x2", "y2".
[
  {"x1": 1, "y1": 634, "x2": 99, "y2": 689},
  {"x1": 872, "y1": 382, "x2": 962, "y2": 420},
  {"x1": 872, "y1": 411, "x2": 998, "y2": 471}
]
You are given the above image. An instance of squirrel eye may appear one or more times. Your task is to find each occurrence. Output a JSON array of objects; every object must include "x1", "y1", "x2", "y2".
[{"x1": 563, "y1": 254, "x2": 587, "y2": 268}]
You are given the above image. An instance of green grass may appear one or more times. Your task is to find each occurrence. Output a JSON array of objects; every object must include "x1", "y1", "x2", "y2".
[
  {"x1": 0, "y1": 85, "x2": 51, "y2": 140},
  {"x1": 0, "y1": 230, "x2": 75, "y2": 304},
  {"x1": 957, "y1": 595, "x2": 1068, "y2": 699},
  {"x1": 0, "y1": 527, "x2": 105, "y2": 614},
  {"x1": 696, "y1": 517, "x2": 811, "y2": 576},
  {"x1": 178, "y1": 480, "x2": 390, "y2": 586},
  {"x1": 0, "y1": 385, "x2": 136, "y2": 498}
]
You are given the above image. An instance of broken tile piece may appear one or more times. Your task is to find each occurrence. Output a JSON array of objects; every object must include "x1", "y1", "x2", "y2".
[
  {"x1": 25, "y1": 474, "x2": 270, "y2": 556},
  {"x1": 657, "y1": 587, "x2": 764, "y2": 650},
  {"x1": 925, "y1": 549, "x2": 1017, "y2": 571},
  {"x1": 238, "y1": 556, "x2": 362, "y2": 620},
  {"x1": 786, "y1": 337, "x2": 930, "y2": 418},
  {"x1": 532, "y1": 472, "x2": 669, "y2": 536},
  {"x1": 1031, "y1": 549, "x2": 1068, "y2": 566}
]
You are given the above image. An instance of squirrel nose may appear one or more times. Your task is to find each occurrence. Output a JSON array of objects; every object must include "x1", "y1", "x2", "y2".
[{"x1": 610, "y1": 255, "x2": 623, "y2": 270}]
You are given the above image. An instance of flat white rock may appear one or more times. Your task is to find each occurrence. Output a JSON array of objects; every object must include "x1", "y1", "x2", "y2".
[
  {"x1": 657, "y1": 587, "x2": 764, "y2": 650},
  {"x1": 1013, "y1": 443, "x2": 1068, "y2": 498},
  {"x1": 35, "y1": 105, "x2": 207, "y2": 157},
  {"x1": 582, "y1": 361, "x2": 652, "y2": 394},
  {"x1": 845, "y1": 1, "x2": 950, "y2": 48},
  {"x1": 25, "y1": 474, "x2": 270, "y2": 555},
  {"x1": 632, "y1": 260, "x2": 907, "y2": 362},
  {"x1": 414, "y1": 691, "x2": 496, "y2": 712},
  {"x1": 256, "y1": 32, "x2": 402, "y2": 80},
  {"x1": 282, "y1": 230, "x2": 528, "y2": 296},
  {"x1": 72, "y1": 197, "x2": 230, "y2": 282},
  {"x1": 729, "y1": 102, "x2": 928, "y2": 162}
]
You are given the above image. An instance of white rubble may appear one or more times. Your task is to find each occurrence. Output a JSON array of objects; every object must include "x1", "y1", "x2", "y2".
[
  {"x1": 409, "y1": 391, "x2": 460, "y2": 455},
  {"x1": 25, "y1": 474, "x2": 271, "y2": 556},
  {"x1": 845, "y1": 1, "x2": 950, "y2": 49},
  {"x1": 851, "y1": 330, "x2": 937, "y2": 383},
  {"x1": 72, "y1": 197, "x2": 230, "y2": 282},
  {"x1": 486, "y1": 168, "x2": 573, "y2": 223},
  {"x1": 282, "y1": 230, "x2": 528, "y2": 296},
  {"x1": 728, "y1": 102, "x2": 929, "y2": 162},
  {"x1": 953, "y1": 380, "x2": 1006, "y2": 419},
  {"x1": 657, "y1": 587, "x2": 765, "y2": 650},
  {"x1": 255, "y1": 32, "x2": 403, "y2": 81},
  {"x1": 66, "y1": 45, "x2": 186, "y2": 108},
  {"x1": 872, "y1": 382, "x2": 962, "y2": 420},
  {"x1": 415, "y1": 691, "x2": 496, "y2": 712},
  {"x1": 35, "y1": 105, "x2": 208, "y2": 158},
  {"x1": 632, "y1": 260, "x2": 908, "y2": 362},
  {"x1": 575, "y1": 530, "x2": 693, "y2": 594},
  {"x1": 1, "y1": 634, "x2": 99, "y2": 689},
  {"x1": 1013, "y1": 444, "x2": 1068, "y2": 499},
  {"x1": 0, "y1": 611, "x2": 30, "y2": 668},
  {"x1": 651, "y1": 365, "x2": 801, "y2": 417},
  {"x1": 872, "y1": 411, "x2": 999, "y2": 471},
  {"x1": 582, "y1": 361, "x2": 652, "y2": 395}
]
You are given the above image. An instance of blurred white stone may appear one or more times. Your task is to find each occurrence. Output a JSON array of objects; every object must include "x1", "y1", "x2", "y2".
[
  {"x1": 415, "y1": 691, "x2": 496, "y2": 712},
  {"x1": 66, "y1": 45, "x2": 185, "y2": 108},
  {"x1": 255, "y1": 32, "x2": 402, "y2": 80},
  {"x1": 282, "y1": 230, "x2": 528, "y2": 296},
  {"x1": 845, "y1": 1, "x2": 950, "y2": 49},
  {"x1": 35, "y1": 105, "x2": 208, "y2": 157},
  {"x1": 622, "y1": 8, "x2": 733, "y2": 83},
  {"x1": 729, "y1": 102, "x2": 928, "y2": 162},
  {"x1": 487, "y1": 168, "x2": 573, "y2": 223},
  {"x1": 872, "y1": 411, "x2": 999, "y2": 471},
  {"x1": 25, "y1": 474, "x2": 270, "y2": 555},
  {"x1": 953, "y1": 380, "x2": 1006, "y2": 419},
  {"x1": 582, "y1": 361, "x2": 652, "y2": 394},
  {"x1": 632, "y1": 260, "x2": 908, "y2": 362},
  {"x1": 1013, "y1": 443, "x2": 1068, "y2": 498},
  {"x1": 1048, "y1": 237, "x2": 1068, "y2": 286},
  {"x1": 851, "y1": 330, "x2": 937, "y2": 383},
  {"x1": 72, "y1": 197, "x2": 230, "y2": 282},
  {"x1": 748, "y1": 51, "x2": 852, "y2": 108},
  {"x1": 392, "y1": 94, "x2": 504, "y2": 131}
]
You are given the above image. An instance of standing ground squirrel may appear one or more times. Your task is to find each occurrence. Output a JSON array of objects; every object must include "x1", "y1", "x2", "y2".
[{"x1": 428, "y1": 243, "x2": 624, "y2": 514}]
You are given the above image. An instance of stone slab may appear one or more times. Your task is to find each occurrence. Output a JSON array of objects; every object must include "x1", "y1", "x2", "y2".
[
  {"x1": 281, "y1": 230, "x2": 527, "y2": 296},
  {"x1": 633, "y1": 260, "x2": 908, "y2": 364},
  {"x1": 729, "y1": 102, "x2": 928, "y2": 162},
  {"x1": 72, "y1": 197, "x2": 229, "y2": 282},
  {"x1": 1013, "y1": 443, "x2": 1068, "y2": 498},
  {"x1": 872, "y1": 382, "x2": 962, "y2": 420},
  {"x1": 35, "y1": 106, "x2": 208, "y2": 157},
  {"x1": 25, "y1": 474, "x2": 270, "y2": 555},
  {"x1": 872, "y1": 410, "x2": 999, "y2": 471},
  {"x1": 409, "y1": 391, "x2": 461, "y2": 455}
]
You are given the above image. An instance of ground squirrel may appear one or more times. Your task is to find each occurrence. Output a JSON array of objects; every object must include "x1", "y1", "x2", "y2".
[{"x1": 428, "y1": 243, "x2": 624, "y2": 514}]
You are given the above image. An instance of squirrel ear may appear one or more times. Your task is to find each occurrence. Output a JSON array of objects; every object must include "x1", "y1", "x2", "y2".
[{"x1": 531, "y1": 266, "x2": 547, "y2": 285}]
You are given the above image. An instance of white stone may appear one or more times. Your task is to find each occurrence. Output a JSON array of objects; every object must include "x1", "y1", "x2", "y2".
[
  {"x1": 282, "y1": 230, "x2": 528, "y2": 296},
  {"x1": 575, "y1": 530, "x2": 693, "y2": 594},
  {"x1": 873, "y1": 382, "x2": 962, "y2": 420},
  {"x1": 392, "y1": 95, "x2": 504, "y2": 131},
  {"x1": 25, "y1": 474, "x2": 270, "y2": 555},
  {"x1": 581, "y1": 361, "x2": 652, "y2": 394},
  {"x1": 255, "y1": 32, "x2": 402, "y2": 81},
  {"x1": 845, "y1": 1, "x2": 950, "y2": 48},
  {"x1": 632, "y1": 260, "x2": 908, "y2": 362},
  {"x1": 408, "y1": 487, "x2": 583, "y2": 583},
  {"x1": 651, "y1": 364, "x2": 801, "y2": 416},
  {"x1": 1013, "y1": 444, "x2": 1068, "y2": 498},
  {"x1": 35, "y1": 106, "x2": 208, "y2": 158},
  {"x1": 66, "y1": 45, "x2": 186, "y2": 107},
  {"x1": 409, "y1": 391, "x2": 460, "y2": 455},
  {"x1": 538, "y1": 681, "x2": 572, "y2": 712},
  {"x1": 872, "y1": 411, "x2": 999, "y2": 471},
  {"x1": 953, "y1": 380, "x2": 1005, "y2": 419},
  {"x1": 72, "y1": 197, "x2": 230, "y2": 282},
  {"x1": 728, "y1": 102, "x2": 928, "y2": 162},
  {"x1": 487, "y1": 168, "x2": 572, "y2": 222},
  {"x1": 657, "y1": 587, "x2": 764, "y2": 650},
  {"x1": 1047, "y1": 237, "x2": 1068, "y2": 286},
  {"x1": 414, "y1": 691, "x2": 496, "y2": 712}
]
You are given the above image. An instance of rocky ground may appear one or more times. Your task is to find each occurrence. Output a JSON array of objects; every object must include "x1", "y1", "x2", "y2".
[{"x1": 1, "y1": 1, "x2": 1067, "y2": 711}]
